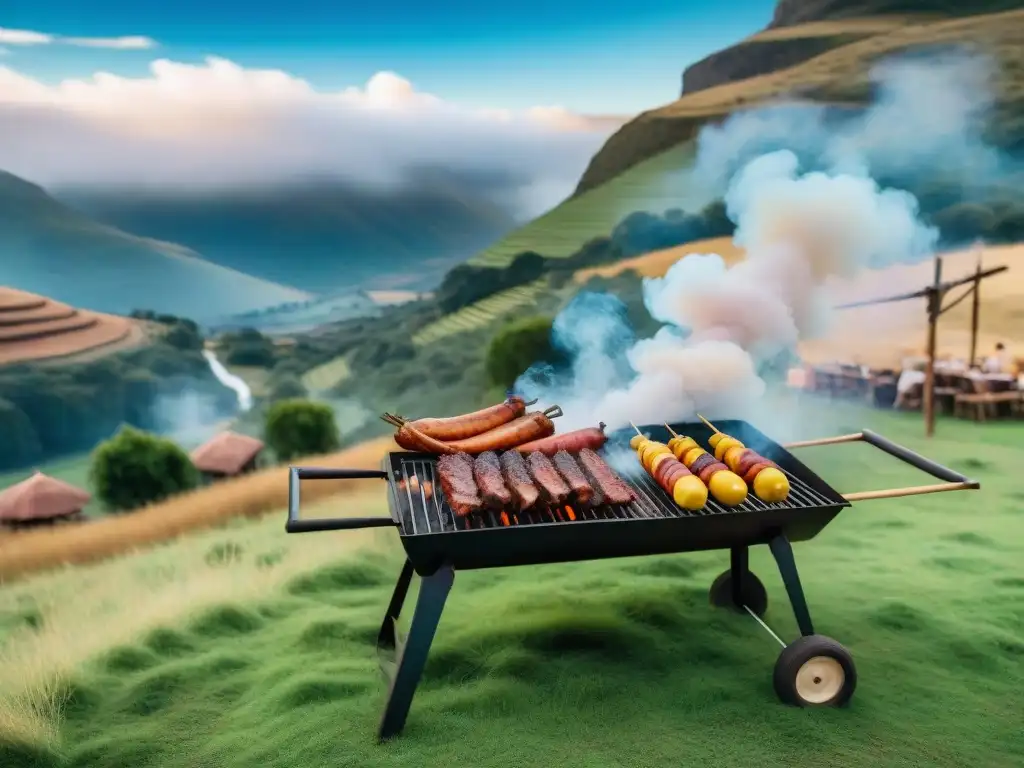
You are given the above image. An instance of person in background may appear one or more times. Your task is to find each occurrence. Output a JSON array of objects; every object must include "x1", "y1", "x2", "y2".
[{"x1": 982, "y1": 342, "x2": 1010, "y2": 374}]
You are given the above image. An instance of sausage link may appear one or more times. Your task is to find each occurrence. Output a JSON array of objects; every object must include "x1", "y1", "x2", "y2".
[
  {"x1": 513, "y1": 423, "x2": 607, "y2": 455},
  {"x1": 405, "y1": 396, "x2": 531, "y2": 441}
]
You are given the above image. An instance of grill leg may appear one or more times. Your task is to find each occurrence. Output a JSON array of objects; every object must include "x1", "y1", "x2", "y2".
[
  {"x1": 768, "y1": 534, "x2": 815, "y2": 637},
  {"x1": 377, "y1": 562, "x2": 454, "y2": 742},
  {"x1": 730, "y1": 547, "x2": 749, "y2": 607}
]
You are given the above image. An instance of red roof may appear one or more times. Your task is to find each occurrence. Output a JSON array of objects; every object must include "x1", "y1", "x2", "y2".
[
  {"x1": 190, "y1": 431, "x2": 265, "y2": 475},
  {"x1": 0, "y1": 472, "x2": 91, "y2": 522}
]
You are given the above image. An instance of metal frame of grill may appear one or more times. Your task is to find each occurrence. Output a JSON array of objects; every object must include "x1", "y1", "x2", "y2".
[{"x1": 286, "y1": 420, "x2": 979, "y2": 742}]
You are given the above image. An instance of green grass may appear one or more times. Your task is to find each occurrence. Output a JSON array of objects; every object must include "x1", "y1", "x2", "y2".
[
  {"x1": 2, "y1": 397, "x2": 1023, "y2": 767},
  {"x1": 301, "y1": 357, "x2": 352, "y2": 393},
  {"x1": 0, "y1": 454, "x2": 100, "y2": 518},
  {"x1": 411, "y1": 280, "x2": 550, "y2": 346},
  {"x1": 468, "y1": 142, "x2": 696, "y2": 267}
]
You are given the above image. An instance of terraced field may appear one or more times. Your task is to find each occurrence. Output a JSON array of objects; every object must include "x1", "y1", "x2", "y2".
[
  {"x1": 0, "y1": 287, "x2": 147, "y2": 365},
  {"x1": 468, "y1": 143, "x2": 697, "y2": 268},
  {"x1": 411, "y1": 281, "x2": 549, "y2": 346},
  {"x1": 301, "y1": 356, "x2": 352, "y2": 393}
]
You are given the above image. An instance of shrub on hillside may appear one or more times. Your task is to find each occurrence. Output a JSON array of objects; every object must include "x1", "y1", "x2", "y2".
[
  {"x1": 264, "y1": 399, "x2": 340, "y2": 461},
  {"x1": 486, "y1": 316, "x2": 556, "y2": 389},
  {"x1": 268, "y1": 374, "x2": 308, "y2": 401},
  {"x1": 0, "y1": 397, "x2": 42, "y2": 468},
  {"x1": 163, "y1": 320, "x2": 204, "y2": 351},
  {"x1": 90, "y1": 426, "x2": 199, "y2": 512},
  {"x1": 611, "y1": 202, "x2": 735, "y2": 257},
  {"x1": 220, "y1": 328, "x2": 276, "y2": 367},
  {"x1": 435, "y1": 251, "x2": 546, "y2": 313},
  {"x1": 931, "y1": 203, "x2": 997, "y2": 246}
]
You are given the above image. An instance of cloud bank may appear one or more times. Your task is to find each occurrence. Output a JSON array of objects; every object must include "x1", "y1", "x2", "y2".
[{"x1": 0, "y1": 56, "x2": 625, "y2": 217}]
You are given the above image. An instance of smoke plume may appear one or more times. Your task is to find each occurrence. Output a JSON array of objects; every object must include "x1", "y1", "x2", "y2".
[{"x1": 516, "y1": 50, "x2": 1006, "y2": 435}]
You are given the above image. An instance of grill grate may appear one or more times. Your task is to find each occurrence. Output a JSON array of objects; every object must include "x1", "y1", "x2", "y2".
[{"x1": 390, "y1": 451, "x2": 839, "y2": 537}]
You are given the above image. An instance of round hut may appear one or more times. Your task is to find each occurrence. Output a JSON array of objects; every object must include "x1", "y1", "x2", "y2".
[
  {"x1": 0, "y1": 472, "x2": 91, "y2": 529},
  {"x1": 190, "y1": 431, "x2": 265, "y2": 481}
]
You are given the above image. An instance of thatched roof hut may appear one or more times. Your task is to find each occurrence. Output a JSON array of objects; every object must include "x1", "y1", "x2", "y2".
[
  {"x1": 0, "y1": 472, "x2": 90, "y2": 527},
  {"x1": 190, "y1": 431, "x2": 265, "y2": 478}
]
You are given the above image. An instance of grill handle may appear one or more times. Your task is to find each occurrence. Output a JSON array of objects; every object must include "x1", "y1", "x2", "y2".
[
  {"x1": 783, "y1": 430, "x2": 980, "y2": 502},
  {"x1": 285, "y1": 466, "x2": 398, "y2": 534}
]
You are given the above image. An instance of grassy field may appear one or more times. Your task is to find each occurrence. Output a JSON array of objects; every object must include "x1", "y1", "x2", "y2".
[
  {"x1": 411, "y1": 280, "x2": 551, "y2": 346},
  {"x1": 468, "y1": 143, "x2": 696, "y2": 268},
  {"x1": 1, "y1": 396, "x2": 1021, "y2": 767},
  {"x1": 301, "y1": 356, "x2": 352, "y2": 393}
]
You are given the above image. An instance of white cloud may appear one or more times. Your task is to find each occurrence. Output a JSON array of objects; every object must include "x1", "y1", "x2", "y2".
[
  {"x1": 0, "y1": 56, "x2": 625, "y2": 216},
  {"x1": 62, "y1": 35, "x2": 157, "y2": 50},
  {"x1": 0, "y1": 28, "x2": 52, "y2": 45},
  {"x1": 0, "y1": 27, "x2": 156, "y2": 49}
]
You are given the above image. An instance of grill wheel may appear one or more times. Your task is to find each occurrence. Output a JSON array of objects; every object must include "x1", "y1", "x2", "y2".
[
  {"x1": 708, "y1": 568, "x2": 768, "y2": 618},
  {"x1": 773, "y1": 635, "x2": 857, "y2": 707}
]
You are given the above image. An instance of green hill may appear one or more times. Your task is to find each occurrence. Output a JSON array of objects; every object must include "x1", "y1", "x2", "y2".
[
  {"x1": 0, "y1": 171, "x2": 310, "y2": 323},
  {"x1": 576, "y1": 4, "x2": 1024, "y2": 194}
]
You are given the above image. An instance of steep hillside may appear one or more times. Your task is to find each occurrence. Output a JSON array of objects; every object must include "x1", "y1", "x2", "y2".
[
  {"x1": 63, "y1": 172, "x2": 518, "y2": 295},
  {"x1": 578, "y1": 4, "x2": 1024, "y2": 194},
  {"x1": 0, "y1": 172, "x2": 309, "y2": 322}
]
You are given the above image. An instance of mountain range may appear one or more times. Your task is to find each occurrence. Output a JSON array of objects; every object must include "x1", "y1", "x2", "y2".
[
  {"x1": 0, "y1": 172, "x2": 309, "y2": 323},
  {"x1": 60, "y1": 170, "x2": 519, "y2": 294}
]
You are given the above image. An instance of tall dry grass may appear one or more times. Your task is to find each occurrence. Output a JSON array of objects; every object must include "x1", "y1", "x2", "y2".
[
  {"x1": 0, "y1": 436, "x2": 397, "y2": 582},
  {"x1": 0, "y1": 487, "x2": 397, "y2": 749}
]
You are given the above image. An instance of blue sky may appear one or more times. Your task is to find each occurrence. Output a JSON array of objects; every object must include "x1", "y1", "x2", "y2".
[{"x1": 4, "y1": 0, "x2": 777, "y2": 113}]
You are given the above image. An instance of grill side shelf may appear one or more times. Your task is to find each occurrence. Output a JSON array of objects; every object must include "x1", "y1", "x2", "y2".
[{"x1": 285, "y1": 466, "x2": 399, "y2": 533}]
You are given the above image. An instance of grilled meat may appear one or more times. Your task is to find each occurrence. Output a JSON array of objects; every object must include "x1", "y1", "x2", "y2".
[
  {"x1": 527, "y1": 452, "x2": 571, "y2": 506},
  {"x1": 577, "y1": 448, "x2": 636, "y2": 506},
  {"x1": 437, "y1": 453, "x2": 482, "y2": 517},
  {"x1": 551, "y1": 450, "x2": 595, "y2": 507},
  {"x1": 473, "y1": 451, "x2": 513, "y2": 510},
  {"x1": 499, "y1": 450, "x2": 540, "y2": 511}
]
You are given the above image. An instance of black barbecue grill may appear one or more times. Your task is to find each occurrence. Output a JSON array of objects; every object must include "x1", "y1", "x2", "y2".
[{"x1": 285, "y1": 419, "x2": 979, "y2": 741}]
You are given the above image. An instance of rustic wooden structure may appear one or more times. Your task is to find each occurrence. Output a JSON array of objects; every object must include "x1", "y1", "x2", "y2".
[
  {"x1": 0, "y1": 472, "x2": 90, "y2": 529},
  {"x1": 190, "y1": 431, "x2": 265, "y2": 480},
  {"x1": 837, "y1": 255, "x2": 1009, "y2": 437}
]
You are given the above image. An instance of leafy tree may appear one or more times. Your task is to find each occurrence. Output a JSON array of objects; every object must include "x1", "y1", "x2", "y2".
[
  {"x1": 486, "y1": 316, "x2": 555, "y2": 388},
  {"x1": 264, "y1": 399, "x2": 340, "y2": 461},
  {"x1": 221, "y1": 328, "x2": 276, "y2": 367},
  {"x1": 164, "y1": 321, "x2": 204, "y2": 351},
  {"x1": 90, "y1": 426, "x2": 199, "y2": 512},
  {"x1": 269, "y1": 374, "x2": 308, "y2": 401}
]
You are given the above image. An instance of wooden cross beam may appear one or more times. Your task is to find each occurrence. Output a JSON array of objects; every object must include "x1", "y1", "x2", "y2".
[{"x1": 834, "y1": 257, "x2": 1009, "y2": 437}]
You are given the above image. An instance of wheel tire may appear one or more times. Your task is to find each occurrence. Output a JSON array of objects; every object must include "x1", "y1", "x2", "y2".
[
  {"x1": 773, "y1": 635, "x2": 857, "y2": 708},
  {"x1": 708, "y1": 569, "x2": 768, "y2": 617}
]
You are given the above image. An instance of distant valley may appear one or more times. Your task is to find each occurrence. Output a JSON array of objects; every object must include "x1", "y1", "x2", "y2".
[
  {"x1": 0, "y1": 171, "x2": 308, "y2": 323},
  {"x1": 60, "y1": 171, "x2": 520, "y2": 295}
]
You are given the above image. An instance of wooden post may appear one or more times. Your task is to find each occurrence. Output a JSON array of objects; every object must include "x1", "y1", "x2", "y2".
[
  {"x1": 969, "y1": 248, "x2": 982, "y2": 367},
  {"x1": 923, "y1": 256, "x2": 943, "y2": 438}
]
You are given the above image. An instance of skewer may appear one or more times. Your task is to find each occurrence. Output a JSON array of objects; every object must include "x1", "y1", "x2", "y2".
[
  {"x1": 629, "y1": 421, "x2": 643, "y2": 436},
  {"x1": 696, "y1": 414, "x2": 721, "y2": 434},
  {"x1": 664, "y1": 423, "x2": 679, "y2": 438}
]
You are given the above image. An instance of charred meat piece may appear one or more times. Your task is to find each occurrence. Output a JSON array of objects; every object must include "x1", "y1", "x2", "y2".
[
  {"x1": 527, "y1": 452, "x2": 571, "y2": 506},
  {"x1": 473, "y1": 451, "x2": 513, "y2": 510},
  {"x1": 499, "y1": 450, "x2": 541, "y2": 511},
  {"x1": 577, "y1": 448, "x2": 636, "y2": 506},
  {"x1": 552, "y1": 450, "x2": 595, "y2": 507},
  {"x1": 437, "y1": 453, "x2": 482, "y2": 517}
]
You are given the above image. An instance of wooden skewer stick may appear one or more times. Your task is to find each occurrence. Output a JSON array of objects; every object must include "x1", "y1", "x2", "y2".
[
  {"x1": 629, "y1": 421, "x2": 643, "y2": 436},
  {"x1": 696, "y1": 414, "x2": 721, "y2": 434},
  {"x1": 664, "y1": 423, "x2": 679, "y2": 438}
]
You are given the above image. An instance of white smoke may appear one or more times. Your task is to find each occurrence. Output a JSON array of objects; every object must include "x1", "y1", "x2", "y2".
[{"x1": 514, "y1": 51, "x2": 1009, "y2": 435}]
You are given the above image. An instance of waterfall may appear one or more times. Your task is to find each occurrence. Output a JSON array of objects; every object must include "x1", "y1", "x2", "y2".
[{"x1": 202, "y1": 350, "x2": 253, "y2": 412}]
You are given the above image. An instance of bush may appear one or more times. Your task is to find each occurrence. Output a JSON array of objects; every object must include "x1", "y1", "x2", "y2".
[
  {"x1": 164, "y1": 321, "x2": 204, "y2": 351},
  {"x1": 269, "y1": 375, "x2": 308, "y2": 401},
  {"x1": 931, "y1": 203, "x2": 997, "y2": 245},
  {"x1": 486, "y1": 316, "x2": 556, "y2": 388},
  {"x1": 264, "y1": 400, "x2": 340, "y2": 462},
  {"x1": 90, "y1": 426, "x2": 199, "y2": 512},
  {"x1": 221, "y1": 328, "x2": 276, "y2": 367},
  {"x1": 0, "y1": 397, "x2": 42, "y2": 468}
]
